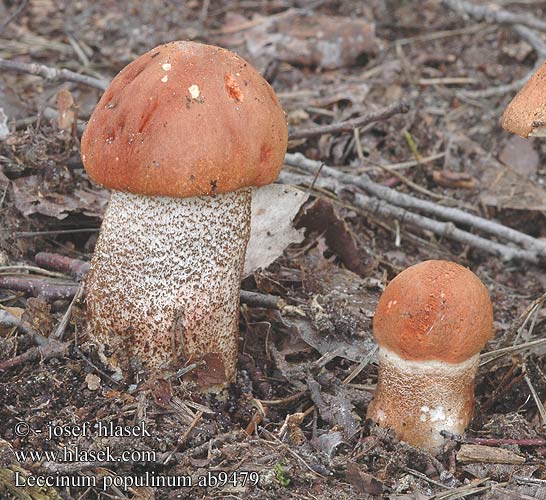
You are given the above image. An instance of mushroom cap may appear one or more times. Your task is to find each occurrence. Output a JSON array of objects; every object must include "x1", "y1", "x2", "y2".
[
  {"x1": 501, "y1": 61, "x2": 546, "y2": 138},
  {"x1": 373, "y1": 260, "x2": 493, "y2": 364},
  {"x1": 81, "y1": 41, "x2": 288, "y2": 198}
]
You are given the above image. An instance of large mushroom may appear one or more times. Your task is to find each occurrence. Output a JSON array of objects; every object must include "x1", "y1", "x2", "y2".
[
  {"x1": 501, "y1": 61, "x2": 546, "y2": 138},
  {"x1": 367, "y1": 260, "x2": 493, "y2": 453},
  {"x1": 81, "y1": 41, "x2": 288, "y2": 388}
]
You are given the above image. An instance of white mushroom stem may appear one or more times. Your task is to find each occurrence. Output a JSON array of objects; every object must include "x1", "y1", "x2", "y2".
[
  {"x1": 367, "y1": 348, "x2": 479, "y2": 452},
  {"x1": 85, "y1": 188, "x2": 252, "y2": 386}
]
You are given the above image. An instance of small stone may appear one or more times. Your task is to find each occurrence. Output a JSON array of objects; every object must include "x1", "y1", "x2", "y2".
[{"x1": 85, "y1": 373, "x2": 101, "y2": 391}]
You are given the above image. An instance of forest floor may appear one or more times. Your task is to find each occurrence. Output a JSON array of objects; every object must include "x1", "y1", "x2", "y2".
[{"x1": 0, "y1": 1, "x2": 545, "y2": 499}]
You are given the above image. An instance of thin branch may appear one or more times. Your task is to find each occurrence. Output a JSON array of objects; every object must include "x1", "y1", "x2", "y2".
[
  {"x1": 442, "y1": 431, "x2": 546, "y2": 447},
  {"x1": 0, "y1": 276, "x2": 78, "y2": 301},
  {"x1": 0, "y1": 268, "x2": 285, "y2": 309},
  {"x1": 442, "y1": 0, "x2": 546, "y2": 32},
  {"x1": 458, "y1": 68, "x2": 535, "y2": 99},
  {"x1": 50, "y1": 283, "x2": 84, "y2": 341},
  {"x1": 523, "y1": 365, "x2": 546, "y2": 426},
  {"x1": 0, "y1": 265, "x2": 65, "y2": 278},
  {"x1": 281, "y1": 170, "x2": 539, "y2": 263},
  {"x1": 357, "y1": 193, "x2": 539, "y2": 263},
  {"x1": 289, "y1": 100, "x2": 410, "y2": 140},
  {"x1": 0, "y1": 57, "x2": 108, "y2": 90},
  {"x1": 0, "y1": 338, "x2": 69, "y2": 372},
  {"x1": 0, "y1": 0, "x2": 28, "y2": 34},
  {"x1": 284, "y1": 170, "x2": 536, "y2": 261},
  {"x1": 284, "y1": 152, "x2": 546, "y2": 260},
  {"x1": 35, "y1": 252, "x2": 90, "y2": 280},
  {"x1": 443, "y1": 0, "x2": 546, "y2": 100},
  {"x1": 239, "y1": 290, "x2": 286, "y2": 309},
  {"x1": 479, "y1": 337, "x2": 546, "y2": 366},
  {"x1": 14, "y1": 228, "x2": 99, "y2": 238}
]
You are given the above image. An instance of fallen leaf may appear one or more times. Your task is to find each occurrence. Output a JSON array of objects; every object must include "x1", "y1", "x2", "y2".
[
  {"x1": 12, "y1": 175, "x2": 109, "y2": 219},
  {"x1": 242, "y1": 13, "x2": 379, "y2": 69},
  {"x1": 308, "y1": 375, "x2": 359, "y2": 440},
  {"x1": 288, "y1": 315, "x2": 375, "y2": 364},
  {"x1": 286, "y1": 412, "x2": 306, "y2": 445},
  {"x1": 345, "y1": 463, "x2": 384, "y2": 495},
  {"x1": 480, "y1": 163, "x2": 546, "y2": 211},
  {"x1": 450, "y1": 132, "x2": 546, "y2": 211},
  {"x1": 2, "y1": 306, "x2": 24, "y2": 320},
  {"x1": 244, "y1": 184, "x2": 309, "y2": 276},
  {"x1": 297, "y1": 197, "x2": 375, "y2": 276},
  {"x1": 298, "y1": 254, "x2": 380, "y2": 363},
  {"x1": 21, "y1": 296, "x2": 53, "y2": 337},
  {"x1": 499, "y1": 135, "x2": 539, "y2": 178}
]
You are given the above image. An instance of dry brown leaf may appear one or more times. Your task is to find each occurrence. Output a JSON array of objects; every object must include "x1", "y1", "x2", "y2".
[
  {"x1": 480, "y1": 163, "x2": 546, "y2": 211},
  {"x1": 12, "y1": 175, "x2": 109, "y2": 219},
  {"x1": 242, "y1": 13, "x2": 379, "y2": 69},
  {"x1": 21, "y1": 296, "x2": 53, "y2": 337},
  {"x1": 2, "y1": 306, "x2": 24, "y2": 320},
  {"x1": 432, "y1": 170, "x2": 476, "y2": 189},
  {"x1": 297, "y1": 197, "x2": 375, "y2": 276},
  {"x1": 345, "y1": 462, "x2": 385, "y2": 495}
]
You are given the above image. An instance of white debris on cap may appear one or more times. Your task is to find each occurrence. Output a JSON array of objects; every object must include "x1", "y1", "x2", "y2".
[{"x1": 188, "y1": 84, "x2": 200, "y2": 99}]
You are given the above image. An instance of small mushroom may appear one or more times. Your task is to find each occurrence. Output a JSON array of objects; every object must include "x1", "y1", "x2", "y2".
[
  {"x1": 81, "y1": 41, "x2": 288, "y2": 389},
  {"x1": 367, "y1": 260, "x2": 493, "y2": 453},
  {"x1": 501, "y1": 61, "x2": 546, "y2": 138}
]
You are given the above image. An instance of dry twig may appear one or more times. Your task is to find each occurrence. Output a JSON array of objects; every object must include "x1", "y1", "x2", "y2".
[
  {"x1": 35, "y1": 252, "x2": 90, "y2": 280},
  {"x1": 289, "y1": 100, "x2": 410, "y2": 140},
  {"x1": 0, "y1": 0, "x2": 28, "y2": 34},
  {"x1": 442, "y1": 0, "x2": 546, "y2": 32},
  {"x1": 0, "y1": 338, "x2": 69, "y2": 372},
  {"x1": 0, "y1": 57, "x2": 108, "y2": 90},
  {"x1": 0, "y1": 258, "x2": 285, "y2": 309},
  {"x1": 284, "y1": 153, "x2": 546, "y2": 262},
  {"x1": 443, "y1": 0, "x2": 546, "y2": 101},
  {"x1": 0, "y1": 276, "x2": 78, "y2": 300},
  {"x1": 282, "y1": 170, "x2": 540, "y2": 263},
  {"x1": 50, "y1": 282, "x2": 84, "y2": 341}
]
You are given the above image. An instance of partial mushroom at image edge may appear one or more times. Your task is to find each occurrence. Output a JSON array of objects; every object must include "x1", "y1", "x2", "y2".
[{"x1": 501, "y1": 60, "x2": 546, "y2": 138}]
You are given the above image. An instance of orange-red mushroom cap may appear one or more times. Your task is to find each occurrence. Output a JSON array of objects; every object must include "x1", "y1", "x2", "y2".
[
  {"x1": 81, "y1": 41, "x2": 288, "y2": 198},
  {"x1": 373, "y1": 260, "x2": 493, "y2": 364}
]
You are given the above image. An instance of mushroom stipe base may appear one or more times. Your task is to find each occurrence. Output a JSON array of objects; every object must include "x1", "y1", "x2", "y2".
[
  {"x1": 85, "y1": 188, "x2": 252, "y2": 387},
  {"x1": 367, "y1": 347, "x2": 479, "y2": 452}
]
